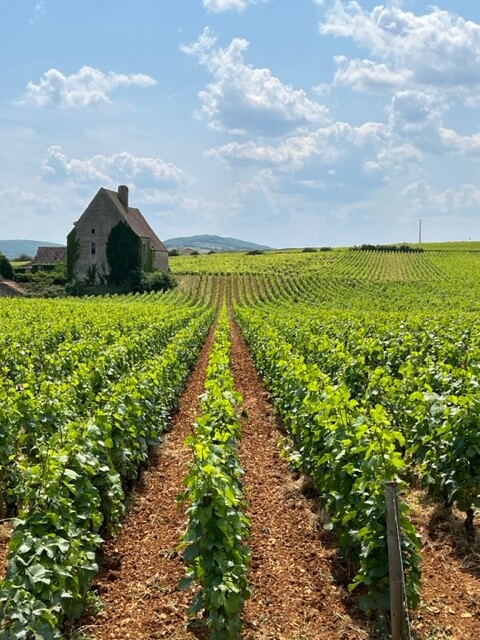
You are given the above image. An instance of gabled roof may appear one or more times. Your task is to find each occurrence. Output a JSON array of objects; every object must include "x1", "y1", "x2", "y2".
[
  {"x1": 32, "y1": 246, "x2": 67, "y2": 264},
  {"x1": 102, "y1": 188, "x2": 168, "y2": 253}
]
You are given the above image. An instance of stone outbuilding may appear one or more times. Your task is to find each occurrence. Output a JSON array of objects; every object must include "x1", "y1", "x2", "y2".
[
  {"x1": 31, "y1": 246, "x2": 67, "y2": 270},
  {"x1": 67, "y1": 185, "x2": 168, "y2": 282}
]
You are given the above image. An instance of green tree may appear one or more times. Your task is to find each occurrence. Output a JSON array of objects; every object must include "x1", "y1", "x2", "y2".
[
  {"x1": 66, "y1": 230, "x2": 80, "y2": 281},
  {"x1": 106, "y1": 222, "x2": 142, "y2": 286},
  {"x1": 0, "y1": 253, "x2": 14, "y2": 279}
]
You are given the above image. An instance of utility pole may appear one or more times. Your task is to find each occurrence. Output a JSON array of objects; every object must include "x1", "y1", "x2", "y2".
[{"x1": 418, "y1": 219, "x2": 422, "y2": 244}]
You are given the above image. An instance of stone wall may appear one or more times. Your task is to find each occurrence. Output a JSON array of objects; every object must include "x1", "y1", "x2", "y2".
[
  {"x1": 73, "y1": 190, "x2": 122, "y2": 282},
  {"x1": 153, "y1": 250, "x2": 169, "y2": 271}
]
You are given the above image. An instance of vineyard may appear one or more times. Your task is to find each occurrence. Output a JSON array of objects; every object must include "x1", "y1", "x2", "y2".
[{"x1": 1, "y1": 246, "x2": 480, "y2": 639}]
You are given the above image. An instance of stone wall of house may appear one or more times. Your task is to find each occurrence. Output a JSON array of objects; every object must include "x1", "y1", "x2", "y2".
[
  {"x1": 73, "y1": 190, "x2": 122, "y2": 282},
  {"x1": 153, "y1": 250, "x2": 169, "y2": 271}
]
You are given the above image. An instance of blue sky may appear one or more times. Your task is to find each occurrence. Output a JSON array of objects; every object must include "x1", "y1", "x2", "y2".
[{"x1": 1, "y1": 0, "x2": 480, "y2": 248}]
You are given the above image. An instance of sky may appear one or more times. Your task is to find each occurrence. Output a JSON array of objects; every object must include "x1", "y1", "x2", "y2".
[{"x1": 1, "y1": 0, "x2": 480, "y2": 248}]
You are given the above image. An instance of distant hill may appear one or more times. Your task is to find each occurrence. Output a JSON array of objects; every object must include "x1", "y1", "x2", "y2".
[
  {"x1": 0, "y1": 240, "x2": 65, "y2": 260},
  {"x1": 164, "y1": 235, "x2": 271, "y2": 253}
]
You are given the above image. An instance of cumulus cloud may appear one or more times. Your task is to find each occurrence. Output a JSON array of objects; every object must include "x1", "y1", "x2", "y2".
[
  {"x1": 203, "y1": 0, "x2": 267, "y2": 12},
  {"x1": 400, "y1": 180, "x2": 480, "y2": 215},
  {"x1": 42, "y1": 147, "x2": 191, "y2": 189},
  {"x1": 313, "y1": 3, "x2": 480, "y2": 163},
  {"x1": 439, "y1": 128, "x2": 480, "y2": 157},
  {"x1": 21, "y1": 66, "x2": 157, "y2": 107},
  {"x1": 320, "y1": 2, "x2": 480, "y2": 95},
  {"x1": 206, "y1": 120, "x2": 428, "y2": 202},
  {"x1": 385, "y1": 90, "x2": 447, "y2": 153},
  {"x1": 205, "y1": 139, "x2": 313, "y2": 169},
  {"x1": 332, "y1": 56, "x2": 412, "y2": 93},
  {"x1": 182, "y1": 28, "x2": 330, "y2": 136},
  {"x1": 205, "y1": 120, "x2": 416, "y2": 178}
]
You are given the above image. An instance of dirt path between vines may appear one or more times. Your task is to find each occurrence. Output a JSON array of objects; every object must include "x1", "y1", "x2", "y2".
[
  {"x1": 76, "y1": 325, "x2": 218, "y2": 640},
  {"x1": 0, "y1": 522, "x2": 12, "y2": 581},
  {"x1": 229, "y1": 320, "x2": 369, "y2": 640}
]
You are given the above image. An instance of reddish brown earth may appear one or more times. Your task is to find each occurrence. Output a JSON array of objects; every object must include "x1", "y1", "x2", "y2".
[
  {"x1": 229, "y1": 320, "x2": 369, "y2": 640},
  {"x1": 0, "y1": 523, "x2": 12, "y2": 581},
  {"x1": 409, "y1": 493, "x2": 480, "y2": 639},
  {"x1": 76, "y1": 324, "x2": 218, "y2": 640},
  {"x1": 74, "y1": 316, "x2": 480, "y2": 640}
]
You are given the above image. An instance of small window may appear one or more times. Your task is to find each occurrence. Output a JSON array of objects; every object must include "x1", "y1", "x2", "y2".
[
  {"x1": 91, "y1": 228, "x2": 95, "y2": 234},
  {"x1": 91, "y1": 242, "x2": 96, "y2": 255}
]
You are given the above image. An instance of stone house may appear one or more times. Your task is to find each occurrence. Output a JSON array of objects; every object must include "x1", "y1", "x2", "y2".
[
  {"x1": 67, "y1": 185, "x2": 168, "y2": 282},
  {"x1": 30, "y1": 247, "x2": 67, "y2": 271}
]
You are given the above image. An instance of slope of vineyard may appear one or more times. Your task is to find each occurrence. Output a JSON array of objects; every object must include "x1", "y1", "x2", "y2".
[
  {"x1": 1, "y1": 245, "x2": 480, "y2": 639},
  {"x1": 171, "y1": 246, "x2": 445, "y2": 280},
  {"x1": 173, "y1": 245, "x2": 480, "y2": 312}
]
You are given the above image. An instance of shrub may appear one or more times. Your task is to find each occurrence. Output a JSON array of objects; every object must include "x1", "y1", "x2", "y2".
[
  {"x1": 67, "y1": 229, "x2": 81, "y2": 281},
  {"x1": 0, "y1": 254, "x2": 14, "y2": 279},
  {"x1": 13, "y1": 263, "x2": 67, "y2": 291},
  {"x1": 13, "y1": 273, "x2": 33, "y2": 283},
  {"x1": 168, "y1": 248, "x2": 179, "y2": 257},
  {"x1": 85, "y1": 264, "x2": 98, "y2": 286},
  {"x1": 136, "y1": 271, "x2": 177, "y2": 293},
  {"x1": 351, "y1": 244, "x2": 424, "y2": 253},
  {"x1": 302, "y1": 247, "x2": 317, "y2": 253},
  {"x1": 246, "y1": 249, "x2": 264, "y2": 256}
]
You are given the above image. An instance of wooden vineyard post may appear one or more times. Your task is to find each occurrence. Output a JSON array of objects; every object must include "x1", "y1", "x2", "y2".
[{"x1": 385, "y1": 481, "x2": 411, "y2": 640}]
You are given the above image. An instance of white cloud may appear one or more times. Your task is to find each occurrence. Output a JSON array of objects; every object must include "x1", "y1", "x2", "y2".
[
  {"x1": 182, "y1": 28, "x2": 330, "y2": 136},
  {"x1": 42, "y1": 147, "x2": 191, "y2": 189},
  {"x1": 439, "y1": 128, "x2": 480, "y2": 157},
  {"x1": 332, "y1": 56, "x2": 412, "y2": 93},
  {"x1": 206, "y1": 120, "x2": 411, "y2": 175},
  {"x1": 203, "y1": 0, "x2": 267, "y2": 12},
  {"x1": 386, "y1": 90, "x2": 447, "y2": 152},
  {"x1": 320, "y1": 3, "x2": 480, "y2": 96},
  {"x1": 311, "y1": 3, "x2": 480, "y2": 172},
  {"x1": 368, "y1": 143, "x2": 423, "y2": 174},
  {"x1": 205, "y1": 139, "x2": 313, "y2": 169},
  {"x1": 400, "y1": 180, "x2": 480, "y2": 215},
  {"x1": 21, "y1": 66, "x2": 157, "y2": 107}
]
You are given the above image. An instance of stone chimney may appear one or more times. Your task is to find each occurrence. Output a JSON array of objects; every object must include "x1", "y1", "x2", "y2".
[{"x1": 118, "y1": 185, "x2": 129, "y2": 210}]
